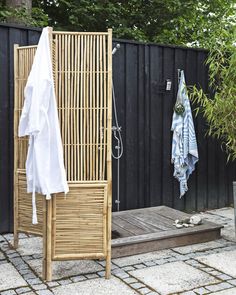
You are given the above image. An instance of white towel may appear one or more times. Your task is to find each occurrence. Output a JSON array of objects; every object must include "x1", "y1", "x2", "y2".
[
  {"x1": 18, "y1": 27, "x2": 69, "y2": 224},
  {"x1": 171, "y1": 70, "x2": 199, "y2": 197}
]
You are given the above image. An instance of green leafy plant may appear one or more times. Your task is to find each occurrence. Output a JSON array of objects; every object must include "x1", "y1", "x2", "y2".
[
  {"x1": 0, "y1": 4, "x2": 48, "y2": 26},
  {"x1": 33, "y1": 0, "x2": 236, "y2": 48},
  {"x1": 190, "y1": 27, "x2": 236, "y2": 160}
]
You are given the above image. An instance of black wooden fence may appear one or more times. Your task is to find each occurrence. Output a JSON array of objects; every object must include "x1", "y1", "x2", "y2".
[{"x1": 0, "y1": 24, "x2": 235, "y2": 233}]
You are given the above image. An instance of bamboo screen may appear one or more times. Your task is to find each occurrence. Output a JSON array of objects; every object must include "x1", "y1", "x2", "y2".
[
  {"x1": 14, "y1": 45, "x2": 43, "y2": 236},
  {"x1": 52, "y1": 32, "x2": 111, "y2": 182},
  {"x1": 14, "y1": 30, "x2": 112, "y2": 277}
]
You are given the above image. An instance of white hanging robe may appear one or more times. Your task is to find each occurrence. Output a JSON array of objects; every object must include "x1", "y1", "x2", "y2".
[{"x1": 18, "y1": 27, "x2": 69, "y2": 224}]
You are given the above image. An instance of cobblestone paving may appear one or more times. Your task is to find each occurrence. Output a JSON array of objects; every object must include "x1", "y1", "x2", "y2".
[{"x1": 0, "y1": 207, "x2": 236, "y2": 295}]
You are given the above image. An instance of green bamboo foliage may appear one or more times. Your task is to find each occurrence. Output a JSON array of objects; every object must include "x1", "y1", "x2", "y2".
[{"x1": 190, "y1": 28, "x2": 236, "y2": 160}]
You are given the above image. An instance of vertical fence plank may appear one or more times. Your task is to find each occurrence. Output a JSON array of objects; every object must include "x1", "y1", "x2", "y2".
[
  {"x1": 196, "y1": 51, "x2": 209, "y2": 211},
  {"x1": 185, "y1": 49, "x2": 198, "y2": 212},
  {"x1": 125, "y1": 43, "x2": 139, "y2": 209},
  {"x1": 149, "y1": 45, "x2": 163, "y2": 207},
  {"x1": 162, "y1": 47, "x2": 174, "y2": 208},
  {"x1": 172, "y1": 48, "x2": 186, "y2": 211}
]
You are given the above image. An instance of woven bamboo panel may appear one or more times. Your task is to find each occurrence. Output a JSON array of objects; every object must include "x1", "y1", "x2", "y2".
[
  {"x1": 17, "y1": 171, "x2": 43, "y2": 235},
  {"x1": 14, "y1": 46, "x2": 37, "y2": 169},
  {"x1": 52, "y1": 32, "x2": 110, "y2": 182},
  {"x1": 52, "y1": 182, "x2": 108, "y2": 259}
]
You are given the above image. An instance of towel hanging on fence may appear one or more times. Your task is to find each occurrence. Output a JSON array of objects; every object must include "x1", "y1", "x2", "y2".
[
  {"x1": 18, "y1": 27, "x2": 69, "y2": 224},
  {"x1": 171, "y1": 70, "x2": 199, "y2": 198}
]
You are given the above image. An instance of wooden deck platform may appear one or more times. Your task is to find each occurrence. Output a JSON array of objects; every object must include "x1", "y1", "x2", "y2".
[{"x1": 111, "y1": 206, "x2": 222, "y2": 258}]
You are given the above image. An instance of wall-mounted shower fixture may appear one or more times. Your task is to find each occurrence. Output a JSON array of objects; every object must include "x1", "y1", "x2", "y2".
[
  {"x1": 112, "y1": 83, "x2": 123, "y2": 212},
  {"x1": 112, "y1": 43, "x2": 123, "y2": 212}
]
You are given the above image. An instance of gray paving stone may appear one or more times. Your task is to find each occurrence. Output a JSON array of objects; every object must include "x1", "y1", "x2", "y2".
[
  {"x1": 210, "y1": 287, "x2": 236, "y2": 294},
  {"x1": 130, "y1": 261, "x2": 219, "y2": 295},
  {"x1": 1, "y1": 290, "x2": 17, "y2": 295},
  {"x1": 205, "y1": 282, "x2": 232, "y2": 292},
  {"x1": 23, "y1": 256, "x2": 34, "y2": 261},
  {"x1": 112, "y1": 249, "x2": 172, "y2": 267},
  {"x1": 47, "y1": 281, "x2": 60, "y2": 287},
  {"x1": 123, "y1": 277, "x2": 138, "y2": 284},
  {"x1": 23, "y1": 273, "x2": 37, "y2": 280},
  {"x1": 36, "y1": 291, "x2": 53, "y2": 295},
  {"x1": 28, "y1": 258, "x2": 103, "y2": 279},
  {"x1": 18, "y1": 293, "x2": 35, "y2": 295},
  {"x1": 0, "y1": 235, "x2": 5, "y2": 242},
  {"x1": 53, "y1": 277, "x2": 138, "y2": 294},
  {"x1": 58, "y1": 279, "x2": 72, "y2": 285},
  {"x1": 19, "y1": 269, "x2": 31, "y2": 275},
  {"x1": 3, "y1": 233, "x2": 13, "y2": 241},
  {"x1": 26, "y1": 278, "x2": 42, "y2": 285},
  {"x1": 17, "y1": 263, "x2": 30, "y2": 271},
  {"x1": 228, "y1": 279, "x2": 236, "y2": 286},
  {"x1": 10, "y1": 257, "x2": 24, "y2": 266},
  {"x1": 154, "y1": 259, "x2": 167, "y2": 265},
  {"x1": 173, "y1": 240, "x2": 224, "y2": 255},
  {"x1": 207, "y1": 207, "x2": 234, "y2": 219},
  {"x1": 32, "y1": 284, "x2": 47, "y2": 290},
  {"x1": 216, "y1": 274, "x2": 232, "y2": 280},
  {"x1": 71, "y1": 275, "x2": 86, "y2": 283},
  {"x1": 15, "y1": 287, "x2": 31, "y2": 294},
  {"x1": 85, "y1": 274, "x2": 99, "y2": 279},
  {"x1": 138, "y1": 287, "x2": 152, "y2": 294},
  {"x1": 130, "y1": 282, "x2": 146, "y2": 289},
  {"x1": 207, "y1": 270, "x2": 222, "y2": 276},
  {"x1": 7, "y1": 253, "x2": 20, "y2": 259},
  {"x1": 0, "y1": 251, "x2": 5, "y2": 260},
  {"x1": 0, "y1": 263, "x2": 27, "y2": 291},
  {"x1": 134, "y1": 264, "x2": 146, "y2": 269},
  {"x1": 143, "y1": 261, "x2": 156, "y2": 267},
  {"x1": 196, "y1": 250, "x2": 236, "y2": 277},
  {"x1": 192, "y1": 287, "x2": 210, "y2": 294},
  {"x1": 179, "y1": 291, "x2": 196, "y2": 295},
  {"x1": 97, "y1": 271, "x2": 105, "y2": 277},
  {"x1": 166, "y1": 256, "x2": 177, "y2": 262},
  {"x1": 122, "y1": 266, "x2": 136, "y2": 271},
  {"x1": 114, "y1": 271, "x2": 130, "y2": 279}
]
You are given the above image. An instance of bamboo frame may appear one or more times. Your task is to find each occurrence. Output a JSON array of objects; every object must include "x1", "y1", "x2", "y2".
[{"x1": 13, "y1": 28, "x2": 112, "y2": 281}]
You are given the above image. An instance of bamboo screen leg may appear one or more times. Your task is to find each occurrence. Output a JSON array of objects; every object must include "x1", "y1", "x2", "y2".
[
  {"x1": 105, "y1": 28, "x2": 112, "y2": 279},
  {"x1": 43, "y1": 198, "x2": 52, "y2": 281},
  {"x1": 13, "y1": 44, "x2": 19, "y2": 249}
]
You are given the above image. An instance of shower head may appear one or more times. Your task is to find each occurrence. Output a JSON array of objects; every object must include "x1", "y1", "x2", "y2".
[{"x1": 112, "y1": 43, "x2": 121, "y2": 55}]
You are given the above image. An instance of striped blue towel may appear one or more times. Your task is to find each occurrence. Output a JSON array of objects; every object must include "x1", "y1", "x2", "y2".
[{"x1": 171, "y1": 70, "x2": 199, "y2": 197}]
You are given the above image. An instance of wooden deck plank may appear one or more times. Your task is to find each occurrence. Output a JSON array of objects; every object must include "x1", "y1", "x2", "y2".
[
  {"x1": 117, "y1": 214, "x2": 163, "y2": 234},
  {"x1": 130, "y1": 210, "x2": 174, "y2": 230},
  {"x1": 112, "y1": 216, "x2": 147, "y2": 235},
  {"x1": 112, "y1": 222, "x2": 131, "y2": 238}
]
